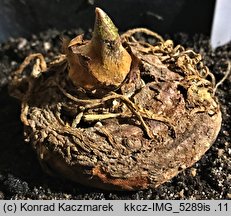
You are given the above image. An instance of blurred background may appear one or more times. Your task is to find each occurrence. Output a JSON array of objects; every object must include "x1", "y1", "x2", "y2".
[{"x1": 0, "y1": 0, "x2": 215, "y2": 42}]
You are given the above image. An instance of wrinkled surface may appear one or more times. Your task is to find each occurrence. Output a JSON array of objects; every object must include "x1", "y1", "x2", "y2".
[
  {"x1": 8, "y1": 28, "x2": 222, "y2": 191},
  {"x1": 1, "y1": 29, "x2": 229, "y2": 199}
]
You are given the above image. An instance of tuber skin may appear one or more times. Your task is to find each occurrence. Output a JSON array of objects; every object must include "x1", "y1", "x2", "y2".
[
  {"x1": 9, "y1": 8, "x2": 225, "y2": 191},
  {"x1": 67, "y1": 8, "x2": 132, "y2": 92}
]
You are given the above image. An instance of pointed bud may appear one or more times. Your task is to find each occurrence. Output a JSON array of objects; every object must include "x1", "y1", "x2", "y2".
[
  {"x1": 67, "y1": 8, "x2": 132, "y2": 92},
  {"x1": 92, "y1": 7, "x2": 119, "y2": 43}
]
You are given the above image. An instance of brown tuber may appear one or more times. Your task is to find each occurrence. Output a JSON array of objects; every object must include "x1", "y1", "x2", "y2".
[
  {"x1": 67, "y1": 7, "x2": 132, "y2": 91},
  {"x1": 9, "y1": 8, "x2": 224, "y2": 191}
]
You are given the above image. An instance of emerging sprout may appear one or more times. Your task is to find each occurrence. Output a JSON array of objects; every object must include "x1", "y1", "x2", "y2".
[
  {"x1": 67, "y1": 8, "x2": 132, "y2": 91},
  {"x1": 10, "y1": 7, "x2": 225, "y2": 191}
]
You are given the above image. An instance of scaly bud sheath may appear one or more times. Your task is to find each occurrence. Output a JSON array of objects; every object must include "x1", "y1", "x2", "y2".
[{"x1": 67, "y1": 8, "x2": 132, "y2": 91}]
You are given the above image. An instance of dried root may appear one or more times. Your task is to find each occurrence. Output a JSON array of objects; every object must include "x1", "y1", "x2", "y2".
[{"x1": 9, "y1": 8, "x2": 224, "y2": 191}]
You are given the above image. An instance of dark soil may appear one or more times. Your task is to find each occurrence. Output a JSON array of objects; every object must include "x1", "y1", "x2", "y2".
[{"x1": 0, "y1": 29, "x2": 230, "y2": 200}]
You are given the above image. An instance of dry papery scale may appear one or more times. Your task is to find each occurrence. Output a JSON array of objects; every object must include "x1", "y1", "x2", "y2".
[{"x1": 9, "y1": 8, "x2": 222, "y2": 191}]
